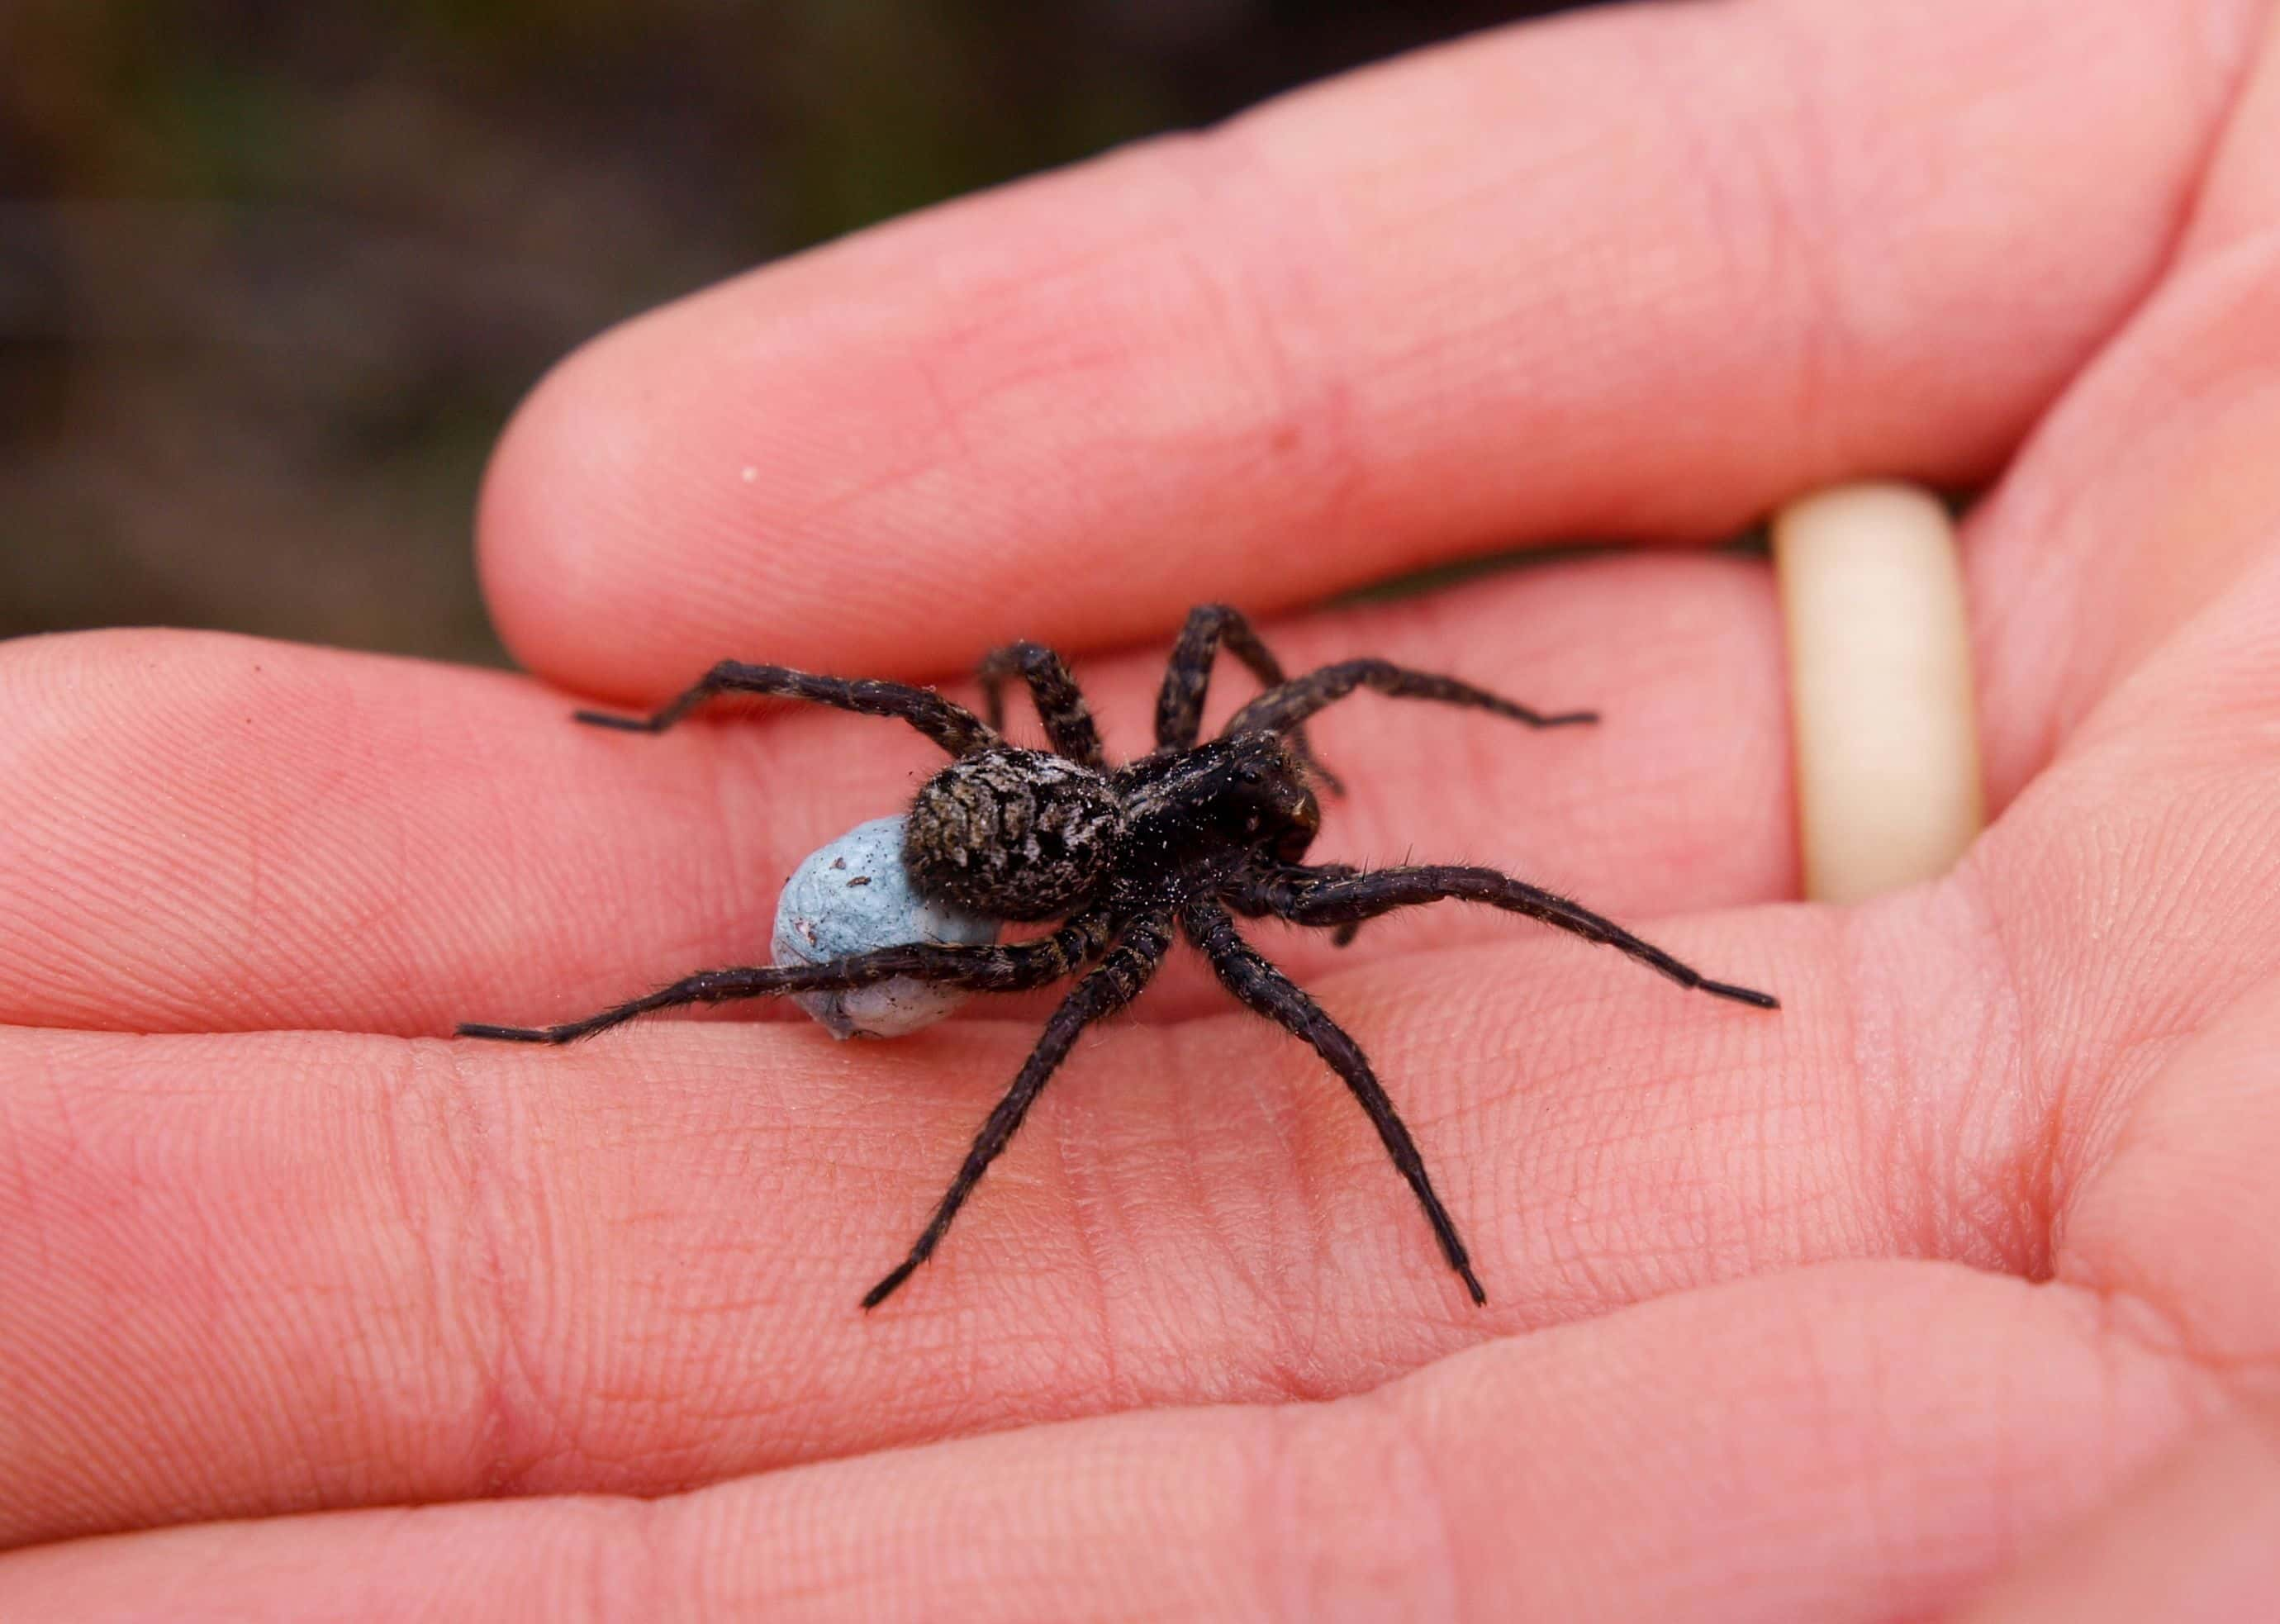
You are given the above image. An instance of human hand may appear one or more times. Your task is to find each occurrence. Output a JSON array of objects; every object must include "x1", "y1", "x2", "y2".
[{"x1": 5, "y1": 0, "x2": 2279, "y2": 1616}]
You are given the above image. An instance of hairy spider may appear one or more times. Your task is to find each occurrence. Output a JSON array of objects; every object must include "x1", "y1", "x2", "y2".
[{"x1": 460, "y1": 604, "x2": 1778, "y2": 1309}]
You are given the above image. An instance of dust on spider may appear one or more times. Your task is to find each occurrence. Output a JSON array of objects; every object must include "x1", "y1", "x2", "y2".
[{"x1": 460, "y1": 604, "x2": 1778, "y2": 1310}]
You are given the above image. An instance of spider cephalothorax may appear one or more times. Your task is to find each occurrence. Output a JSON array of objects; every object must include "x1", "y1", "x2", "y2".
[{"x1": 461, "y1": 603, "x2": 1778, "y2": 1310}]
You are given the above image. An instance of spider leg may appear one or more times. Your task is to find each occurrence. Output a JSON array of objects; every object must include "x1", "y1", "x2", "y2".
[
  {"x1": 1241, "y1": 863, "x2": 1779, "y2": 1008},
  {"x1": 973, "y1": 640, "x2": 1107, "y2": 767},
  {"x1": 1224, "y1": 859, "x2": 1365, "y2": 946},
  {"x1": 1223, "y1": 658, "x2": 1597, "y2": 740},
  {"x1": 572, "y1": 661, "x2": 998, "y2": 758},
  {"x1": 862, "y1": 907, "x2": 1175, "y2": 1308},
  {"x1": 1179, "y1": 894, "x2": 1485, "y2": 1306},
  {"x1": 1155, "y1": 603, "x2": 1343, "y2": 793},
  {"x1": 457, "y1": 909, "x2": 1122, "y2": 1044}
]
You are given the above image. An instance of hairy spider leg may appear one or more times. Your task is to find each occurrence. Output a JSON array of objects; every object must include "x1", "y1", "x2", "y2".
[
  {"x1": 863, "y1": 908, "x2": 1176, "y2": 1309},
  {"x1": 573, "y1": 660, "x2": 999, "y2": 758},
  {"x1": 1155, "y1": 602, "x2": 1343, "y2": 793},
  {"x1": 1237, "y1": 863, "x2": 1779, "y2": 1009},
  {"x1": 1179, "y1": 894, "x2": 1487, "y2": 1306},
  {"x1": 457, "y1": 909, "x2": 1124, "y2": 1045},
  {"x1": 1225, "y1": 658, "x2": 1598, "y2": 739},
  {"x1": 1225, "y1": 857, "x2": 1366, "y2": 947},
  {"x1": 973, "y1": 641, "x2": 1107, "y2": 767}
]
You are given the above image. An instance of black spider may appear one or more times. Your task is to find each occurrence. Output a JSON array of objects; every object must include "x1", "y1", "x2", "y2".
[{"x1": 459, "y1": 604, "x2": 1778, "y2": 1309}]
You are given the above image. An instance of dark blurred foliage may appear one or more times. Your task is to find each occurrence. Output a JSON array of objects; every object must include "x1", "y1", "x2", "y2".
[{"x1": 0, "y1": 0, "x2": 1588, "y2": 665}]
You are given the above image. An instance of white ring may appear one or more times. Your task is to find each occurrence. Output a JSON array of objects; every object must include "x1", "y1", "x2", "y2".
[{"x1": 1773, "y1": 482, "x2": 1986, "y2": 905}]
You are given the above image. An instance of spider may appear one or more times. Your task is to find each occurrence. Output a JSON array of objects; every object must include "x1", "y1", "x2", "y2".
[{"x1": 460, "y1": 603, "x2": 1778, "y2": 1309}]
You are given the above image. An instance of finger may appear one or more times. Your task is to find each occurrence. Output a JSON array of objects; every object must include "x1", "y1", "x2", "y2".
[
  {"x1": 0, "y1": 875, "x2": 2034, "y2": 1546},
  {"x1": 1964, "y1": 12, "x2": 2280, "y2": 805},
  {"x1": 0, "y1": 557, "x2": 1790, "y2": 1037},
  {"x1": 477, "y1": 0, "x2": 2253, "y2": 698},
  {"x1": 1955, "y1": 1394, "x2": 2280, "y2": 1624},
  {"x1": 0, "y1": 1265, "x2": 2218, "y2": 1621}
]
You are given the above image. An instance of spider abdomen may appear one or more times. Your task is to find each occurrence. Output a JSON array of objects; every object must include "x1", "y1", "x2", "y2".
[{"x1": 904, "y1": 748, "x2": 1123, "y2": 920}]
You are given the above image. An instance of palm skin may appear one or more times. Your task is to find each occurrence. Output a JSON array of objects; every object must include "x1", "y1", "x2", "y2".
[{"x1": 4, "y1": 0, "x2": 2280, "y2": 1617}]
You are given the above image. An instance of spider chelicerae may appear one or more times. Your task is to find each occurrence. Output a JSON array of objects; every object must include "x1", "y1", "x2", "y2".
[{"x1": 460, "y1": 604, "x2": 1778, "y2": 1309}]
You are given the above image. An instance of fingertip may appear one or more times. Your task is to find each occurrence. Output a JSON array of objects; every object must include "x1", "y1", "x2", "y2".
[
  {"x1": 477, "y1": 295, "x2": 841, "y2": 701},
  {"x1": 476, "y1": 326, "x2": 654, "y2": 695}
]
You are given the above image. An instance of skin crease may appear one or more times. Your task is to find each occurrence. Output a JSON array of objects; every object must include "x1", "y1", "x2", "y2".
[{"x1": 5, "y1": 0, "x2": 2280, "y2": 1615}]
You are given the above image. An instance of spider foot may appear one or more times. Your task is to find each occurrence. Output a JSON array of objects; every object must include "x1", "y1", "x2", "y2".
[
  {"x1": 861, "y1": 1256, "x2": 924, "y2": 1311},
  {"x1": 1698, "y1": 978, "x2": 1779, "y2": 1009},
  {"x1": 572, "y1": 708, "x2": 663, "y2": 733},
  {"x1": 456, "y1": 1021, "x2": 577, "y2": 1043}
]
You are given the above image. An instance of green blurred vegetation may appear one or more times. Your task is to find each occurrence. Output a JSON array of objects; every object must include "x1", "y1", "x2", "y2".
[{"x1": 0, "y1": 0, "x2": 1576, "y2": 664}]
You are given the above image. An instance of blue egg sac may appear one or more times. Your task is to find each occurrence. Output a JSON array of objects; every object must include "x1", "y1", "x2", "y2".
[{"x1": 770, "y1": 815, "x2": 1002, "y2": 1038}]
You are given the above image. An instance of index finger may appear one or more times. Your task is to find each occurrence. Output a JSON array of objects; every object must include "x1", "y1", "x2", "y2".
[{"x1": 477, "y1": 0, "x2": 2250, "y2": 699}]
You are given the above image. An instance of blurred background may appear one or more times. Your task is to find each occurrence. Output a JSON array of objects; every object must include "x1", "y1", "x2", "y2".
[{"x1": 1, "y1": 1, "x2": 1589, "y2": 667}]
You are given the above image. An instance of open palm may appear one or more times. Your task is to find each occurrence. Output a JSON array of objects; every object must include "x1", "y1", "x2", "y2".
[{"x1": 6, "y1": 1, "x2": 2279, "y2": 1616}]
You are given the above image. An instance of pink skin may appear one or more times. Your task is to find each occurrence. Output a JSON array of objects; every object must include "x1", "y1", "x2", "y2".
[{"x1": 4, "y1": 0, "x2": 2280, "y2": 1615}]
